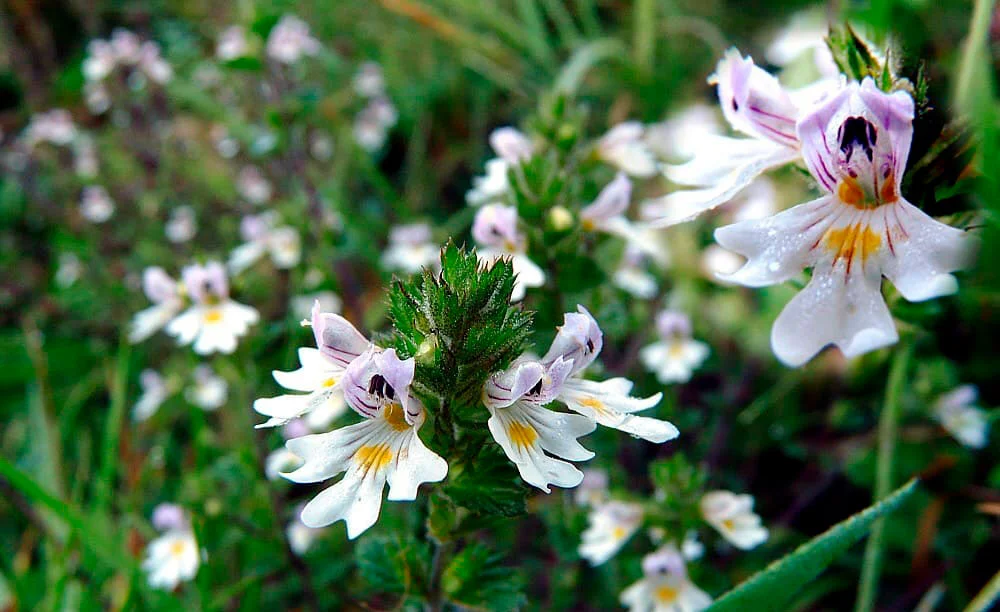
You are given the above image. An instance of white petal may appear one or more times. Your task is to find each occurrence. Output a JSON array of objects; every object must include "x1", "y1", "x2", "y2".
[
  {"x1": 771, "y1": 259, "x2": 897, "y2": 367},
  {"x1": 164, "y1": 307, "x2": 202, "y2": 346},
  {"x1": 385, "y1": 429, "x2": 449, "y2": 501},
  {"x1": 227, "y1": 241, "x2": 266, "y2": 274},
  {"x1": 881, "y1": 199, "x2": 971, "y2": 302},
  {"x1": 282, "y1": 422, "x2": 375, "y2": 483}
]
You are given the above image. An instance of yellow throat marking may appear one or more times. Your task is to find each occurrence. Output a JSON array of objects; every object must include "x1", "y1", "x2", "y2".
[{"x1": 508, "y1": 421, "x2": 538, "y2": 449}]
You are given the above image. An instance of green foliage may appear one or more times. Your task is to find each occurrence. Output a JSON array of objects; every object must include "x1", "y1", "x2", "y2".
[
  {"x1": 386, "y1": 243, "x2": 532, "y2": 413},
  {"x1": 442, "y1": 542, "x2": 527, "y2": 611},
  {"x1": 355, "y1": 533, "x2": 432, "y2": 601},
  {"x1": 708, "y1": 479, "x2": 921, "y2": 612}
]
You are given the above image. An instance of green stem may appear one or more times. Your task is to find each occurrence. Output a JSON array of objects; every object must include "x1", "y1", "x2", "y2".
[
  {"x1": 965, "y1": 570, "x2": 1000, "y2": 612},
  {"x1": 633, "y1": 0, "x2": 657, "y2": 77},
  {"x1": 954, "y1": 0, "x2": 996, "y2": 113},
  {"x1": 855, "y1": 341, "x2": 913, "y2": 612},
  {"x1": 553, "y1": 38, "x2": 627, "y2": 95}
]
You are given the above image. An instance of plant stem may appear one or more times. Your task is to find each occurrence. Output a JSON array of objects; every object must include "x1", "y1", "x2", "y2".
[
  {"x1": 954, "y1": 0, "x2": 996, "y2": 113},
  {"x1": 633, "y1": 0, "x2": 657, "y2": 77},
  {"x1": 855, "y1": 341, "x2": 913, "y2": 612},
  {"x1": 426, "y1": 539, "x2": 451, "y2": 612}
]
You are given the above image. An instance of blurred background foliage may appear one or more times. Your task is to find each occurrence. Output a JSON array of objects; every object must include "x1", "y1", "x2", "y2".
[{"x1": 0, "y1": 0, "x2": 998, "y2": 610}]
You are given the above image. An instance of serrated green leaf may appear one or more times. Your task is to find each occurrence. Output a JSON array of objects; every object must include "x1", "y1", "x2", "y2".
[
  {"x1": 707, "y1": 479, "x2": 920, "y2": 612},
  {"x1": 443, "y1": 543, "x2": 527, "y2": 611}
]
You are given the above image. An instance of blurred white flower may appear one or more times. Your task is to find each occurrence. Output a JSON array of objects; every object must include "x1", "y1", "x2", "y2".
[
  {"x1": 138, "y1": 41, "x2": 173, "y2": 84},
  {"x1": 228, "y1": 212, "x2": 301, "y2": 273},
  {"x1": 381, "y1": 222, "x2": 440, "y2": 274},
  {"x1": 934, "y1": 385, "x2": 989, "y2": 449},
  {"x1": 640, "y1": 311, "x2": 709, "y2": 384},
  {"x1": 73, "y1": 136, "x2": 99, "y2": 178},
  {"x1": 287, "y1": 506, "x2": 324, "y2": 555},
  {"x1": 613, "y1": 246, "x2": 658, "y2": 299},
  {"x1": 353, "y1": 61, "x2": 386, "y2": 97},
  {"x1": 700, "y1": 244, "x2": 744, "y2": 284},
  {"x1": 309, "y1": 132, "x2": 334, "y2": 160},
  {"x1": 766, "y1": 11, "x2": 839, "y2": 78},
  {"x1": 133, "y1": 369, "x2": 172, "y2": 422},
  {"x1": 83, "y1": 40, "x2": 116, "y2": 81},
  {"x1": 596, "y1": 122, "x2": 658, "y2": 178},
  {"x1": 254, "y1": 301, "x2": 367, "y2": 428},
  {"x1": 265, "y1": 447, "x2": 303, "y2": 480},
  {"x1": 282, "y1": 349, "x2": 448, "y2": 538},
  {"x1": 621, "y1": 547, "x2": 712, "y2": 612},
  {"x1": 266, "y1": 16, "x2": 320, "y2": 64},
  {"x1": 211, "y1": 125, "x2": 240, "y2": 158},
  {"x1": 143, "y1": 506, "x2": 200, "y2": 591},
  {"x1": 466, "y1": 127, "x2": 533, "y2": 205},
  {"x1": 80, "y1": 185, "x2": 115, "y2": 223},
  {"x1": 700, "y1": 490, "x2": 768, "y2": 550},
  {"x1": 291, "y1": 291, "x2": 342, "y2": 320},
  {"x1": 55, "y1": 253, "x2": 82, "y2": 288},
  {"x1": 581, "y1": 173, "x2": 669, "y2": 267},
  {"x1": 646, "y1": 104, "x2": 721, "y2": 162},
  {"x1": 165, "y1": 262, "x2": 259, "y2": 355},
  {"x1": 185, "y1": 365, "x2": 228, "y2": 411},
  {"x1": 574, "y1": 468, "x2": 609, "y2": 507},
  {"x1": 216, "y1": 25, "x2": 249, "y2": 61},
  {"x1": 24, "y1": 110, "x2": 77, "y2": 148},
  {"x1": 129, "y1": 267, "x2": 184, "y2": 343},
  {"x1": 165, "y1": 205, "x2": 197, "y2": 243},
  {"x1": 353, "y1": 98, "x2": 398, "y2": 152},
  {"x1": 579, "y1": 501, "x2": 644, "y2": 566},
  {"x1": 489, "y1": 127, "x2": 534, "y2": 164},
  {"x1": 472, "y1": 204, "x2": 545, "y2": 301},
  {"x1": 237, "y1": 165, "x2": 273, "y2": 205}
]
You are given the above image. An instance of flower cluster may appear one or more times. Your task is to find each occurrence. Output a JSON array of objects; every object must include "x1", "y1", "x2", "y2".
[
  {"x1": 352, "y1": 62, "x2": 399, "y2": 152},
  {"x1": 82, "y1": 29, "x2": 173, "y2": 114},
  {"x1": 142, "y1": 504, "x2": 200, "y2": 590}
]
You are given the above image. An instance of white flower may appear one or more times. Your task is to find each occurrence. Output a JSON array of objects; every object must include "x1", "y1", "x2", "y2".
[
  {"x1": 73, "y1": 136, "x2": 99, "y2": 177},
  {"x1": 290, "y1": 290, "x2": 342, "y2": 320},
  {"x1": 581, "y1": 173, "x2": 669, "y2": 267},
  {"x1": 83, "y1": 40, "x2": 116, "y2": 81},
  {"x1": 24, "y1": 109, "x2": 76, "y2": 148},
  {"x1": 613, "y1": 246, "x2": 659, "y2": 299},
  {"x1": 472, "y1": 204, "x2": 545, "y2": 301},
  {"x1": 110, "y1": 29, "x2": 141, "y2": 64},
  {"x1": 142, "y1": 505, "x2": 200, "y2": 590},
  {"x1": 934, "y1": 385, "x2": 989, "y2": 449},
  {"x1": 640, "y1": 311, "x2": 710, "y2": 384},
  {"x1": 165, "y1": 205, "x2": 197, "y2": 243},
  {"x1": 574, "y1": 468, "x2": 609, "y2": 507},
  {"x1": 129, "y1": 267, "x2": 185, "y2": 343},
  {"x1": 714, "y1": 78, "x2": 972, "y2": 366},
  {"x1": 646, "y1": 104, "x2": 722, "y2": 162},
  {"x1": 266, "y1": 16, "x2": 320, "y2": 64},
  {"x1": 237, "y1": 165, "x2": 273, "y2": 205},
  {"x1": 216, "y1": 25, "x2": 248, "y2": 61},
  {"x1": 353, "y1": 62, "x2": 386, "y2": 97},
  {"x1": 381, "y1": 223, "x2": 440, "y2": 273},
  {"x1": 542, "y1": 306, "x2": 677, "y2": 443},
  {"x1": 465, "y1": 127, "x2": 533, "y2": 205},
  {"x1": 642, "y1": 49, "x2": 831, "y2": 226},
  {"x1": 55, "y1": 253, "x2": 82, "y2": 288},
  {"x1": 266, "y1": 447, "x2": 303, "y2": 480},
  {"x1": 700, "y1": 245, "x2": 744, "y2": 284},
  {"x1": 483, "y1": 359, "x2": 595, "y2": 491},
  {"x1": 579, "y1": 500, "x2": 643, "y2": 565},
  {"x1": 228, "y1": 212, "x2": 301, "y2": 274},
  {"x1": 134, "y1": 369, "x2": 172, "y2": 422},
  {"x1": 80, "y1": 185, "x2": 114, "y2": 223},
  {"x1": 596, "y1": 122, "x2": 659, "y2": 178},
  {"x1": 165, "y1": 262, "x2": 259, "y2": 355},
  {"x1": 700, "y1": 490, "x2": 768, "y2": 550},
  {"x1": 287, "y1": 506, "x2": 324, "y2": 555},
  {"x1": 138, "y1": 41, "x2": 172, "y2": 84},
  {"x1": 621, "y1": 547, "x2": 712, "y2": 612},
  {"x1": 254, "y1": 300, "x2": 368, "y2": 428},
  {"x1": 185, "y1": 365, "x2": 228, "y2": 410},
  {"x1": 766, "y1": 11, "x2": 839, "y2": 79},
  {"x1": 282, "y1": 348, "x2": 448, "y2": 538}
]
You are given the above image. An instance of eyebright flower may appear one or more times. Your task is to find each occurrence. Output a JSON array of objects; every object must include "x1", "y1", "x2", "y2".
[
  {"x1": 354, "y1": 61, "x2": 387, "y2": 98},
  {"x1": 254, "y1": 301, "x2": 367, "y2": 428},
  {"x1": 581, "y1": 173, "x2": 669, "y2": 267},
  {"x1": 643, "y1": 49, "x2": 829, "y2": 226},
  {"x1": 640, "y1": 311, "x2": 710, "y2": 384},
  {"x1": 714, "y1": 79, "x2": 972, "y2": 366},
  {"x1": 543, "y1": 306, "x2": 677, "y2": 443},
  {"x1": 216, "y1": 25, "x2": 249, "y2": 61},
  {"x1": 228, "y1": 212, "x2": 301, "y2": 274},
  {"x1": 185, "y1": 365, "x2": 228, "y2": 410},
  {"x1": 80, "y1": 185, "x2": 115, "y2": 223},
  {"x1": 933, "y1": 385, "x2": 989, "y2": 449},
  {"x1": 613, "y1": 246, "x2": 659, "y2": 299},
  {"x1": 472, "y1": 204, "x2": 545, "y2": 301},
  {"x1": 129, "y1": 267, "x2": 185, "y2": 343},
  {"x1": 354, "y1": 97, "x2": 398, "y2": 152},
  {"x1": 165, "y1": 205, "x2": 197, "y2": 243},
  {"x1": 466, "y1": 127, "x2": 533, "y2": 206},
  {"x1": 620, "y1": 547, "x2": 712, "y2": 612},
  {"x1": 266, "y1": 16, "x2": 320, "y2": 64},
  {"x1": 579, "y1": 500, "x2": 644, "y2": 566},
  {"x1": 165, "y1": 262, "x2": 259, "y2": 355},
  {"x1": 237, "y1": 165, "x2": 273, "y2": 205},
  {"x1": 595, "y1": 122, "x2": 659, "y2": 178},
  {"x1": 766, "y1": 11, "x2": 839, "y2": 79},
  {"x1": 700, "y1": 490, "x2": 768, "y2": 550},
  {"x1": 483, "y1": 359, "x2": 596, "y2": 492},
  {"x1": 281, "y1": 348, "x2": 448, "y2": 538},
  {"x1": 646, "y1": 104, "x2": 721, "y2": 162},
  {"x1": 142, "y1": 504, "x2": 200, "y2": 590},
  {"x1": 24, "y1": 109, "x2": 77, "y2": 148},
  {"x1": 133, "y1": 369, "x2": 173, "y2": 422},
  {"x1": 381, "y1": 223, "x2": 440, "y2": 274},
  {"x1": 287, "y1": 505, "x2": 324, "y2": 555},
  {"x1": 574, "y1": 468, "x2": 610, "y2": 507}
]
